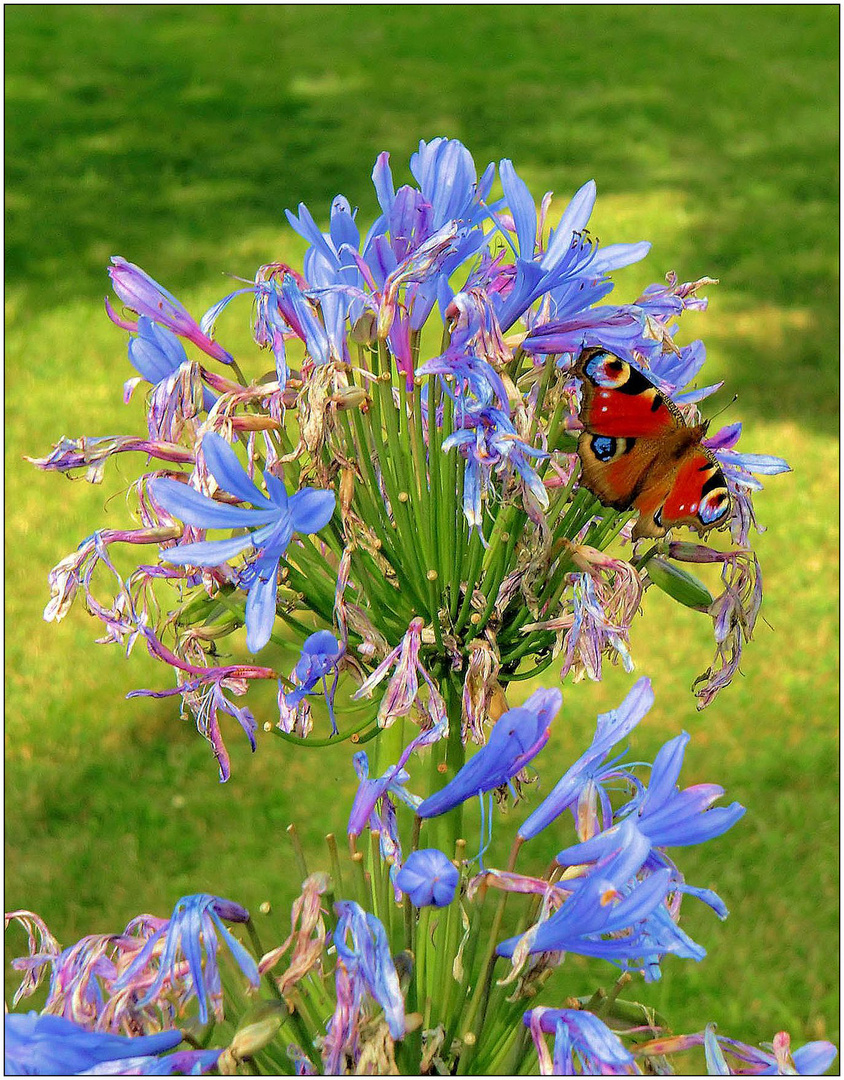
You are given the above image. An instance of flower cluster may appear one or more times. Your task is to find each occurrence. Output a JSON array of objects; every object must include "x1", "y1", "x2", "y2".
[{"x1": 12, "y1": 138, "x2": 825, "y2": 1076}]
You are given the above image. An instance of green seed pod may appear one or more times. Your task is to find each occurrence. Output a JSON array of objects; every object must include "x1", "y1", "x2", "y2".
[
  {"x1": 647, "y1": 556, "x2": 713, "y2": 611},
  {"x1": 227, "y1": 1000, "x2": 288, "y2": 1062}
]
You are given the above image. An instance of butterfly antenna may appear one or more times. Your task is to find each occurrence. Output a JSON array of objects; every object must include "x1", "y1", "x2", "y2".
[{"x1": 709, "y1": 393, "x2": 739, "y2": 422}]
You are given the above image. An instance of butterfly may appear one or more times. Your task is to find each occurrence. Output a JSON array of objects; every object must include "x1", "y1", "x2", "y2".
[{"x1": 572, "y1": 347, "x2": 731, "y2": 540}]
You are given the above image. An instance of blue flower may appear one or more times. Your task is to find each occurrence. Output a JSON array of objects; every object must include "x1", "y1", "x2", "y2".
[
  {"x1": 4, "y1": 1011, "x2": 182, "y2": 1075},
  {"x1": 396, "y1": 849, "x2": 460, "y2": 908},
  {"x1": 332, "y1": 902, "x2": 405, "y2": 1040},
  {"x1": 285, "y1": 630, "x2": 344, "y2": 733},
  {"x1": 108, "y1": 257, "x2": 234, "y2": 365},
  {"x1": 493, "y1": 167, "x2": 650, "y2": 331},
  {"x1": 523, "y1": 1006, "x2": 637, "y2": 1075},
  {"x1": 113, "y1": 894, "x2": 259, "y2": 1026},
  {"x1": 519, "y1": 678, "x2": 654, "y2": 841},
  {"x1": 554, "y1": 731, "x2": 746, "y2": 867},
  {"x1": 417, "y1": 688, "x2": 561, "y2": 819},
  {"x1": 150, "y1": 433, "x2": 335, "y2": 653},
  {"x1": 497, "y1": 821, "x2": 702, "y2": 973}
]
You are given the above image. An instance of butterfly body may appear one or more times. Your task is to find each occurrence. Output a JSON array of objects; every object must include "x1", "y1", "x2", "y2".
[{"x1": 573, "y1": 347, "x2": 730, "y2": 540}]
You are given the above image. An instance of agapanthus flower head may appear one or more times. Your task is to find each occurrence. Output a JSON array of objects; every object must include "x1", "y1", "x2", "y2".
[
  {"x1": 396, "y1": 848, "x2": 460, "y2": 908},
  {"x1": 113, "y1": 894, "x2": 258, "y2": 1026},
  {"x1": 150, "y1": 432, "x2": 335, "y2": 652},
  {"x1": 4, "y1": 1011, "x2": 182, "y2": 1076},
  {"x1": 417, "y1": 687, "x2": 561, "y2": 819}
]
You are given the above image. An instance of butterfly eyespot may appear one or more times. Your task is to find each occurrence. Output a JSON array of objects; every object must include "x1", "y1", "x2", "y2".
[
  {"x1": 591, "y1": 435, "x2": 617, "y2": 462},
  {"x1": 699, "y1": 489, "x2": 730, "y2": 524},
  {"x1": 586, "y1": 353, "x2": 629, "y2": 388}
]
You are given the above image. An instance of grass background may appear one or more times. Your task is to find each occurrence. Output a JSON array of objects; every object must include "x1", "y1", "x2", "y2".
[{"x1": 5, "y1": 3, "x2": 838, "y2": 1058}]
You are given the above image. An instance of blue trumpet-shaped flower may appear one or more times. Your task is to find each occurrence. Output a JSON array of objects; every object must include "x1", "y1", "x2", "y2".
[
  {"x1": 396, "y1": 849, "x2": 460, "y2": 908},
  {"x1": 4, "y1": 1011, "x2": 182, "y2": 1075},
  {"x1": 519, "y1": 677, "x2": 654, "y2": 841},
  {"x1": 554, "y1": 731, "x2": 746, "y2": 867},
  {"x1": 417, "y1": 688, "x2": 561, "y2": 819},
  {"x1": 108, "y1": 256, "x2": 234, "y2": 365},
  {"x1": 285, "y1": 630, "x2": 343, "y2": 731},
  {"x1": 150, "y1": 433, "x2": 335, "y2": 653}
]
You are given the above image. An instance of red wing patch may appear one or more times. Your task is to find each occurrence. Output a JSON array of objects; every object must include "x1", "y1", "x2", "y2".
[{"x1": 575, "y1": 348, "x2": 680, "y2": 439}]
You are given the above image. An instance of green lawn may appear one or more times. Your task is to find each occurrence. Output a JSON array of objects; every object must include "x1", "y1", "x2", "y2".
[{"x1": 5, "y1": 4, "x2": 838, "y2": 1056}]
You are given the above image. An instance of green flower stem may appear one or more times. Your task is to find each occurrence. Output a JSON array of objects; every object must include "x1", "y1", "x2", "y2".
[
  {"x1": 340, "y1": 379, "x2": 427, "y2": 612},
  {"x1": 456, "y1": 837, "x2": 523, "y2": 1074},
  {"x1": 285, "y1": 823, "x2": 309, "y2": 880},
  {"x1": 269, "y1": 710, "x2": 376, "y2": 748},
  {"x1": 370, "y1": 365, "x2": 433, "y2": 614},
  {"x1": 527, "y1": 355, "x2": 557, "y2": 443},
  {"x1": 369, "y1": 829, "x2": 386, "y2": 926},
  {"x1": 444, "y1": 671, "x2": 466, "y2": 848},
  {"x1": 351, "y1": 851, "x2": 372, "y2": 911},
  {"x1": 465, "y1": 508, "x2": 525, "y2": 643},
  {"x1": 442, "y1": 887, "x2": 488, "y2": 1060},
  {"x1": 454, "y1": 533, "x2": 485, "y2": 634},
  {"x1": 415, "y1": 904, "x2": 432, "y2": 1030},
  {"x1": 502, "y1": 649, "x2": 557, "y2": 682},
  {"x1": 436, "y1": 841, "x2": 466, "y2": 1028},
  {"x1": 325, "y1": 832, "x2": 345, "y2": 898}
]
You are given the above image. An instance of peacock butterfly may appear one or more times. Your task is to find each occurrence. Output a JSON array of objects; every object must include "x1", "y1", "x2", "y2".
[{"x1": 572, "y1": 347, "x2": 731, "y2": 540}]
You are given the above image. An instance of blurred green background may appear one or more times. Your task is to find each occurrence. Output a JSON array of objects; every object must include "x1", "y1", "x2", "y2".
[{"x1": 5, "y1": 4, "x2": 838, "y2": 1054}]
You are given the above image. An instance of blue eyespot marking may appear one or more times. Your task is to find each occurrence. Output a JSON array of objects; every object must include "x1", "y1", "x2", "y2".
[
  {"x1": 591, "y1": 435, "x2": 617, "y2": 461},
  {"x1": 585, "y1": 353, "x2": 627, "y2": 388}
]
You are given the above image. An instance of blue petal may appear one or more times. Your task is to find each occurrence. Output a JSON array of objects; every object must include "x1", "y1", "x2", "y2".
[
  {"x1": 245, "y1": 560, "x2": 280, "y2": 652},
  {"x1": 499, "y1": 159, "x2": 537, "y2": 257},
  {"x1": 542, "y1": 180, "x2": 596, "y2": 269},
  {"x1": 160, "y1": 534, "x2": 257, "y2": 567},
  {"x1": 202, "y1": 434, "x2": 274, "y2": 508},
  {"x1": 289, "y1": 487, "x2": 336, "y2": 535},
  {"x1": 150, "y1": 478, "x2": 279, "y2": 529},
  {"x1": 590, "y1": 241, "x2": 651, "y2": 273}
]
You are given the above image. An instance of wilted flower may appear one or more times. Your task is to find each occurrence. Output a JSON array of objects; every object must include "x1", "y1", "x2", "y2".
[
  {"x1": 108, "y1": 256, "x2": 234, "y2": 365},
  {"x1": 524, "y1": 1006, "x2": 638, "y2": 1076},
  {"x1": 113, "y1": 894, "x2": 259, "y2": 1025}
]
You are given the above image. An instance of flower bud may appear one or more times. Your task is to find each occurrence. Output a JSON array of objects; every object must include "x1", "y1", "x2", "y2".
[
  {"x1": 331, "y1": 386, "x2": 370, "y2": 410},
  {"x1": 223, "y1": 1001, "x2": 288, "y2": 1066},
  {"x1": 350, "y1": 311, "x2": 377, "y2": 345},
  {"x1": 647, "y1": 557, "x2": 713, "y2": 611}
]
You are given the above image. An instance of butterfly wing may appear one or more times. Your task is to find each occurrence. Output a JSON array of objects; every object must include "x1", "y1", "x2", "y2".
[
  {"x1": 574, "y1": 347, "x2": 683, "y2": 438},
  {"x1": 573, "y1": 348, "x2": 730, "y2": 538},
  {"x1": 658, "y1": 447, "x2": 731, "y2": 534}
]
